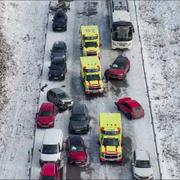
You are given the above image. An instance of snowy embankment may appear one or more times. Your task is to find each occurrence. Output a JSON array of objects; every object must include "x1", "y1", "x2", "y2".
[
  {"x1": 0, "y1": 1, "x2": 48, "y2": 178},
  {"x1": 137, "y1": 1, "x2": 180, "y2": 179}
]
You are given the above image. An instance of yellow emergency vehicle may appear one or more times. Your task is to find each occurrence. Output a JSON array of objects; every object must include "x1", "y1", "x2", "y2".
[
  {"x1": 99, "y1": 113, "x2": 122, "y2": 163},
  {"x1": 81, "y1": 25, "x2": 100, "y2": 57},
  {"x1": 80, "y1": 56, "x2": 104, "y2": 94}
]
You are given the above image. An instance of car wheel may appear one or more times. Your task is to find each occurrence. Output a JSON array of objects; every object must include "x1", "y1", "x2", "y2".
[
  {"x1": 126, "y1": 113, "x2": 132, "y2": 120},
  {"x1": 64, "y1": 26, "x2": 67, "y2": 31},
  {"x1": 62, "y1": 74, "x2": 65, "y2": 80}
]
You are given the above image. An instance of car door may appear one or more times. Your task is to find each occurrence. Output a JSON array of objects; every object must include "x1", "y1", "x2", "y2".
[
  {"x1": 47, "y1": 90, "x2": 54, "y2": 102},
  {"x1": 132, "y1": 151, "x2": 136, "y2": 175},
  {"x1": 119, "y1": 102, "x2": 128, "y2": 113}
]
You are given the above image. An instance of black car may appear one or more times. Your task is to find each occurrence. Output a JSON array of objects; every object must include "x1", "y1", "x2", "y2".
[
  {"x1": 47, "y1": 88, "x2": 73, "y2": 111},
  {"x1": 52, "y1": 10, "x2": 67, "y2": 31},
  {"x1": 51, "y1": 41, "x2": 67, "y2": 61},
  {"x1": 69, "y1": 103, "x2": 90, "y2": 134},
  {"x1": 48, "y1": 57, "x2": 67, "y2": 80}
]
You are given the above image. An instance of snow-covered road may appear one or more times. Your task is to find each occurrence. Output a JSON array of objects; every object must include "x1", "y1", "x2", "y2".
[
  {"x1": 30, "y1": 0, "x2": 160, "y2": 179},
  {"x1": 0, "y1": 0, "x2": 179, "y2": 179}
]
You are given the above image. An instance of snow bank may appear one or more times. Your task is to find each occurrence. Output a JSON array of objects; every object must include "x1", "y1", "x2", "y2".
[{"x1": 137, "y1": 1, "x2": 180, "y2": 178}]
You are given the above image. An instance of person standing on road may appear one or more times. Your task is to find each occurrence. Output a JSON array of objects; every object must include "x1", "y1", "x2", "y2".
[{"x1": 104, "y1": 69, "x2": 110, "y2": 83}]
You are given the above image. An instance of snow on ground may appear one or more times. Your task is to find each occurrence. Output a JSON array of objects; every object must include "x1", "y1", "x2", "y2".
[
  {"x1": 136, "y1": 1, "x2": 180, "y2": 179},
  {"x1": 0, "y1": 1, "x2": 49, "y2": 178},
  {"x1": 0, "y1": 0, "x2": 179, "y2": 179},
  {"x1": 31, "y1": 0, "x2": 160, "y2": 179}
]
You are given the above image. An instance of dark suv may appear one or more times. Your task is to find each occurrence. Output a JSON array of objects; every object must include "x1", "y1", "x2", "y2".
[
  {"x1": 47, "y1": 88, "x2": 74, "y2": 111},
  {"x1": 69, "y1": 103, "x2": 90, "y2": 134},
  {"x1": 52, "y1": 10, "x2": 67, "y2": 31},
  {"x1": 51, "y1": 41, "x2": 67, "y2": 62},
  {"x1": 48, "y1": 57, "x2": 67, "y2": 81}
]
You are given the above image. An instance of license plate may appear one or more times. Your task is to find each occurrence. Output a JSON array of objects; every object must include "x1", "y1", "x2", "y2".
[
  {"x1": 57, "y1": 28, "x2": 62, "y2": 30},
  {"x1": 76, "y1": 130, "x2": 81, "y2": 132}
]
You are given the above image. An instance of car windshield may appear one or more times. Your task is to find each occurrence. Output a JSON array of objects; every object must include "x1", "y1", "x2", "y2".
[
  {"x1": 71, "y1": 114, "x2": 86, "y2": 121},
  {"x1": 53, "y1": 47, "x2": 64, "y2": 51},
  {"x1": 85, "y1": 42, "x2": 98, "y2": 48},
  {"x1": 57, "y1": 92, "x2": 67, "y2": 98},
  {"x1": 86, "y1": 74, "x2": 100, "y2": 81},
  {"x1": 112, "y1": 26, "x2": 132, "y2": 41},
  {"x1": 133, "y1": 106, "x2": 143, "y2": 111},
  {"x1": 42, "y1": 176, "x2": 56, "y2": 180},
  {"x1": 103, "y1": 138, "x2": 119, "y2": 146},
  {"x1": 136, "y1": 160, "x2": 151, "y2": 168},
  {"x1": 84, "y1": 36, "x2": 98, "y2": 40},
  {"x1": 70, "y1": 145, "x2": 84, "y2": 151},
  {"x1": 39, "y1": 111, "x2": 53, "y2": 116},
  {"x1": 42, "y1": 144, "x2": 58, "y2": 154},
  {"x1": 51, "y1": 60, "x2": 64, "y2": 67},
  {"x1": 111, "y1": 62, "x2": 125, "y2": 69},
  {"x1": 102, "y1": 130, "x2": 120, "y2": 135}
]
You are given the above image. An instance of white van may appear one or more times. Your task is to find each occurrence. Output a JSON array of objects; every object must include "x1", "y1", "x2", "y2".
[{"x1": 39, "y1": 129, "x2": 63, "y2": 166}]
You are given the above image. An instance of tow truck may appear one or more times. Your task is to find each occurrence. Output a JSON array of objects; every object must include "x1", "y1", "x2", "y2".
[
  {"x1": 99, "y1": 113, "x2": 122, "y2": 163},
  {"x1": 81, "y1": 25, "x2": 100, "y2": 57},
  {"x1": 80, "y1": 56, "x2": 104, "y2": 95}
]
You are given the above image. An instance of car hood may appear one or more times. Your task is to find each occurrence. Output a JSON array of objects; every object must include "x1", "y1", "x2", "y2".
[
  {"x1": 37, "y1": 116, "x2": 54, "y2": 124},
  {"x1": 49, "y1": 66, "x2": 65, "y2": 72},
  {"x1": 41, "y1": 153, "x2": 60, "y2": 162},
  {"x1": 69, "y1": 151, "x2": 87, "y2": 161},
  {"x1": 109, "y1": 68, "x2": 125, "y2": 75},
  {"x1": 134, "y1": 167, "x2": 153, "y2": 178},
  {"x1": 54, "y1": 18, "x2": 66, "y2": 24},
  {"x1": 86, "y1": 80, "x2": 102, "y2": 87},
  {"x1": 70, "y1": 120, "x2": 87, "y2": 129}
]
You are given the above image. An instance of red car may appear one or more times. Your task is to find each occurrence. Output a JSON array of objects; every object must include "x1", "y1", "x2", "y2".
[
  {"x1": 65, "y1": 135, "x2": 89, "y2": 167},
  {"x1": 115, "y1": 97, "x2": 144, "y2": 119},
  {"x1": 40, "y1": 163, "x2": 62, "y2": 180},
  {"x1": 106, "y1": 55, "x2": 130, "y2": 80},
  {"x1": 36, "y1": 102, "x2": 58, "y2": 128}
]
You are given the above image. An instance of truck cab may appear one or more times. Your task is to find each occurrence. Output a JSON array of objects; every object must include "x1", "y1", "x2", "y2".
[
  {"x1": 80, "y1": 56, "x2": 104, "y2": 95},
  {"x1": 81, "y1": 25, "x2": 100, "y2": 57},
  {"x1": 99, "y1": 113, "x2": 122, "y2": 163}
]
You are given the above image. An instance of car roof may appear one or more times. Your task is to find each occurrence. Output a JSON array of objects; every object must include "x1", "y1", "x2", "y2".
[
  {"x1": 135, "y1": 149, "x2": 149, "y2": 161},
  {"x1": 43, "y1": 129, "x2": 63, "y2": 145},
  {"x1": 42, "y1": 163, "x2": 56, "y2": 176},
  {"x1": 114, "y1": 55, "x2": 129, "y2": 65},
  {"x1": 51, "y1": 57, "x2": 65, "y2": 64},
  {"x1": 126, "y1": 100, "x2": 141, "y2": 108},
  {"x1": 72, "y1": 103, "x2": 86, "y2": 114},
  {"x1": 40, "y1": 102, "x2": 54, "y2": 111},
  {"x1": 68, "y1": 135, "x2": 84, "y2": 147},
  {"x1": 50, "y1": 88, "x2": 65, "y2": 95}
]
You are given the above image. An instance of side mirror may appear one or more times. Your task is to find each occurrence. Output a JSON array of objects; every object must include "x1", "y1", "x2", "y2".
[
  {"x1": 39, "y1": 149, "x2": 41, "y2": 152},
  {"x1": 133, "y1": 28, "x2": 135, "y2": 33}
]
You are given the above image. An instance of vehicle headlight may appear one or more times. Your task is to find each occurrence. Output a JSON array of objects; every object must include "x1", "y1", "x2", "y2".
[{"x1": 49, "y1": 121, "x2": 54, "y2": 125}]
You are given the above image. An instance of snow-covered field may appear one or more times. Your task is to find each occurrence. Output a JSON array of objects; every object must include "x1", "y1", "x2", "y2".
[
  {"x1": 136, "y1": 1, "x2": 180, "y2": 178},
  {"x1": 0, "y1": 0, "x2": 179, "y2": 179},
  {"x1": 0, "y1": 1, "x2": 49, "y2": 179}
]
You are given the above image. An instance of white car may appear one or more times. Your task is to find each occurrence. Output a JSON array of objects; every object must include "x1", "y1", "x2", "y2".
[
  {"x1": 39, "y1": 129, "x2": 63, "y2": 166},
  {"x1": 132, "y1": 149, "x2": 153, "y2": 180}
]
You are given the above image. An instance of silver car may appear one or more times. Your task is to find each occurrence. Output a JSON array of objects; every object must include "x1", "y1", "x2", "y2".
[{"x1": 132, "y1": 149, "x2": 153, "y2": 180}]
